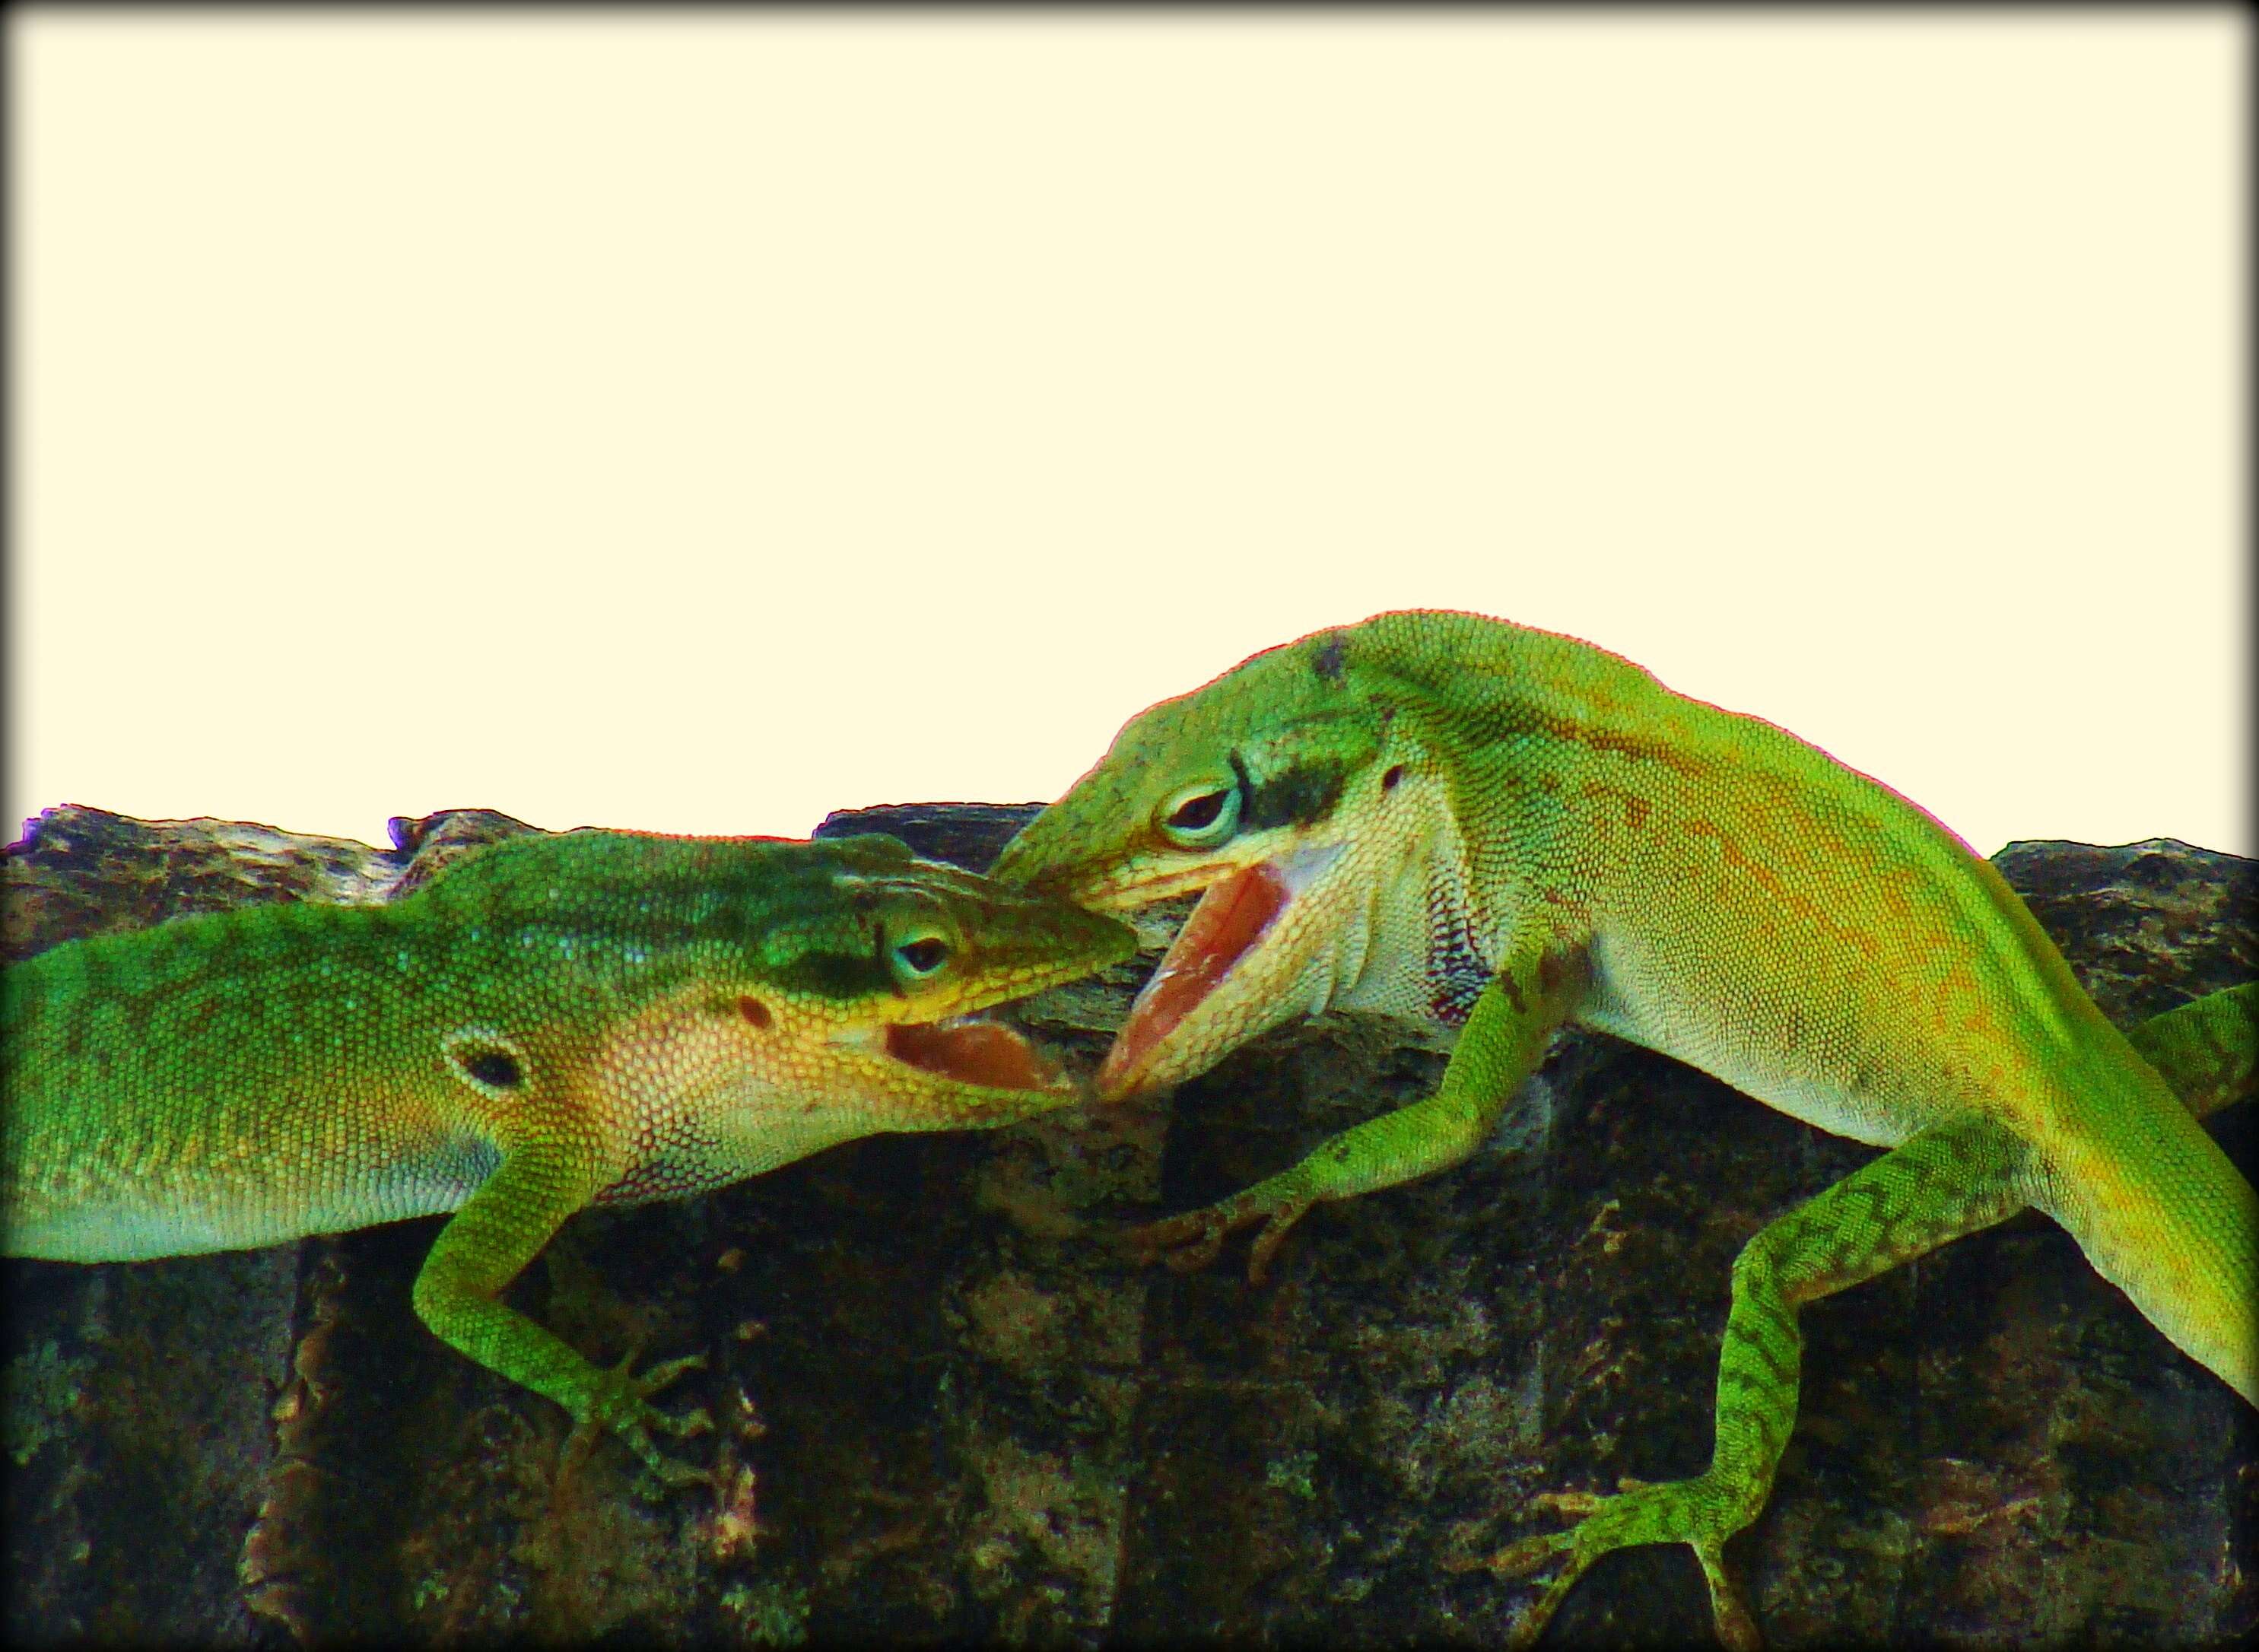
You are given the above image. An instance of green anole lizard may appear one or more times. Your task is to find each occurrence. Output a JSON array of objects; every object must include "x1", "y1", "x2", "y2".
[
  {"x1": 2, "y1": 828, "x2": 1134, "y2": 1482},
  {"x1": 990, "y1": 608, "x2": 2256, "y2": 1647}
]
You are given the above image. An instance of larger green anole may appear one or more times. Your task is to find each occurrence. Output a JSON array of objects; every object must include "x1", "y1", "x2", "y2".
[
  {"x1": 2, "y1": 828, "x2": 1133, "y2": 1480},
  {"x1": 992, "y1": 609, "x2": 2256, "y2": 1646}
]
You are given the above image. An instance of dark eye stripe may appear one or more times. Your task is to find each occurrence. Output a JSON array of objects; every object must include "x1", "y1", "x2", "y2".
[
  {"x1": 767, "y1": 950, "x2": 897, "y2": 999},
  {"x1": 1240, "y1": 759, "x2": 1350, "y2": 831}
]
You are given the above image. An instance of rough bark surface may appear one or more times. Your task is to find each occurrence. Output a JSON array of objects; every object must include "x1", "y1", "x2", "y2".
[{"x1": 5, "y1": 804, "x2": 2253, "y2": 1647}]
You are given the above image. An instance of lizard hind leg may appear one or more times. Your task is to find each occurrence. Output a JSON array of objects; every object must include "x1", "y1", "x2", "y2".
[{"x1": 1485, "y1": 1115, "x2": 2032, "y2": 1649}]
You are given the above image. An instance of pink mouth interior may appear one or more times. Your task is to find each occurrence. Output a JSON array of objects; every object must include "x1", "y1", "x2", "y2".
[
  {"x1": 885, "y1": 1021, "x2": 1054, "y2": 1091},
  {"x1": 1098, "y1": 861, "x2": 1291, "y2": 1097}
]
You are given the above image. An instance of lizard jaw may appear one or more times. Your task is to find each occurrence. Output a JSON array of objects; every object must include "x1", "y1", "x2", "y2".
[
  {"x1": 1098, "y1": 845, "x2": 1342, "y2": 1099},
  {"x1": 882, "y1": 1017, "x2": 1062, "y2": 1093}
]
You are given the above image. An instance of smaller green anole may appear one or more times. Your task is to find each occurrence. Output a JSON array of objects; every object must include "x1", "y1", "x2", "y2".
[
  {"x1": 993, "y1": 609, "x2": 2255, "y2": 1646},
  {"x1": 2, "y1": 828, "x2": 1134, "y2": 1481}
]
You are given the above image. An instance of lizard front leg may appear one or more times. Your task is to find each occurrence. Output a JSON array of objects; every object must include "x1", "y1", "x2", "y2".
[
  {"x1": 411, "y1": 1143, "x2": 711, "y2": 1485},
  {"x1": 1132, "y1": 933, "x2": 1583, "y2": 1282},
  {"x1": 1480, "y1": 1113, "x2": 2031, "y2": 1650}
]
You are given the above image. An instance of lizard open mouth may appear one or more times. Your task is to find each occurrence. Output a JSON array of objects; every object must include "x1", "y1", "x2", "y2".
[
  {"x1": 1098, "y1": 860, "x2": 1293, "y2": 1098},
  {"x1": 885, "y1": 1018, "x2": 1060, "y2": 1091}
]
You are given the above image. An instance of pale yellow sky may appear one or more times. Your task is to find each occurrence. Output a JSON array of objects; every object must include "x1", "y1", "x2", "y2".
[{"x1": 11, "y1": 11, "x2": 2248, "y2": 857}]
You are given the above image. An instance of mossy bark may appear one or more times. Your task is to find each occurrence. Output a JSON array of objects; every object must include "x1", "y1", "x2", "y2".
[{"x1": 5, "y1": 805, "x2": 2252, "y2": 1646}]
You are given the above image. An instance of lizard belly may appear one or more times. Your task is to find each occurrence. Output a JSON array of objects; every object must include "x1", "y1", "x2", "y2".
[
  {"x1": 10, "y1": 1136, "x2": 502, "y2": 1262},
  {"x1": 1577, "y1": 935, "x2": 1936, "y2": 1149}
]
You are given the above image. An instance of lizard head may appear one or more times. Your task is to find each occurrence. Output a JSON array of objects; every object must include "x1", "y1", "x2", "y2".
[
  {"x1": 727, "y1": 834, "x2": 1140, "y2": 1130},
  {"x1": 992, "y1": 619, "x2": 1439, "y2": 1099},
  {"x1": 429, "y1": 831, "x2": 1137, "y2": 1194}
]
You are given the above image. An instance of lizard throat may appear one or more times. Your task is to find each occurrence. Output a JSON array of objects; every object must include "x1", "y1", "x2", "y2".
[
  {"x1": 884, "y1": 1019, "x2": 1057, "y2": 1091},
  {"x1": 1099, "y1": 860, "x2": 1294, "y2": 1098}
]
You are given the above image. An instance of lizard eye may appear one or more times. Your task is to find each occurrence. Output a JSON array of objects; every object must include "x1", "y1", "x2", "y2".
[
  {"x1": 1159, "y1": 781, "x2": 1241, "y2": 849},
  {"x1": 891, "y1": 934, "x2": 951, "y2": 980}
]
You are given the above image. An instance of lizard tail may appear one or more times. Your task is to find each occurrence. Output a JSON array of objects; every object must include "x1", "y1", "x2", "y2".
[{"x1": 2028, "y1": 1051, "x2": 2258, "y2": 1406}]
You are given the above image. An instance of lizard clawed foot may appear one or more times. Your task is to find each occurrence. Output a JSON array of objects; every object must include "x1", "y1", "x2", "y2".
[
  {"x1": 1479, "y1": 1474, "x2": 1762, "y2": 1651},
  {"x1": 577, "y1": 1348, "x2": 714, "y2": 1488},
  {"x1": 1126, "y1": 1183, "x2": 1314, "y2": 1283}
]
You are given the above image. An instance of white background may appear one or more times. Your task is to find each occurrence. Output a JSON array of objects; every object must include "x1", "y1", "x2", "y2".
[{"x1": 12, "y1": 12, "x2": 2248, "y2": 856}]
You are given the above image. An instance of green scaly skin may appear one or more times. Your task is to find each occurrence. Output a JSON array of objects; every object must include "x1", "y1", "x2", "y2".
[
  {"x1": 2, "y1": 829, "x2": 1134, "y2": 1482},
  {"x1": 992, "y1": 609, "x2": 2257, "y2": 1647}
]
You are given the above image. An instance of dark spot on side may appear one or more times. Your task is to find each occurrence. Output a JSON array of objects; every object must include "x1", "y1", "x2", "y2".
[
  {"x1": 1537, "y1": 946, "x2": 1588, "y2": 1001},
  {"x1": 1381, "y1": 764, "x2": 1406, "y2": 791},
  {"x1": 461, "y1": 1049, "x2": 523, "y2": 1089},
  {"x1": 1241, "y1": 761, "x2": 1351, "y2": 832},
  {"x1": 738, "y1": 996, "x2": 773, "y2": 1030},
  {"x1": 1313, "y1": 634, "x2": 1346, "y2": 682},
  {"x1": 1498, "y1": 973, "x2": 1528, "y2": 1015}
]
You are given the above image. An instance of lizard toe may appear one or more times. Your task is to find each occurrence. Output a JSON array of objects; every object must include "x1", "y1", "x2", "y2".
[
  {"x1": 1491, "y1": 1474, "x2": 1762, "y2": 1650},
  {"x1": 632, "y1": 1352, "x2": 708, "y2": 1398},
  {"x1": 1245, "y1": 1200, "x2": 1313, "y2": 1283}
]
